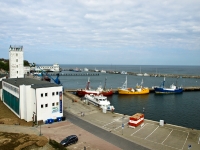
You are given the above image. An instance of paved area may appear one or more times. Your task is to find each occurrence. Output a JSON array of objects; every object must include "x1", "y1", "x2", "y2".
[{"x1": 63, "y1": 92, "x2": 200, "y2": 150}]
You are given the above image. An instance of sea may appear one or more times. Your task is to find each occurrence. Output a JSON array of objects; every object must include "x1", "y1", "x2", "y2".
[{"x1": 51, "y1": 64, "x2": 200, "y2": 130}]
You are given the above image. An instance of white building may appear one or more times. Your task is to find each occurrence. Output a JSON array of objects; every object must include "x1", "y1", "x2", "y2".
[
  {"x1": 9, "y1": 45, "x2": 24, "y2": 78},
  {"x1": 24, "y1": 66, "x2": 31, "y2": 75},
  {"x1": 35, "y1": 63, "x2": 61, "y2": 72},
  {"x1": 1, "y1": 78, "x2": 63, "y2": 123}
]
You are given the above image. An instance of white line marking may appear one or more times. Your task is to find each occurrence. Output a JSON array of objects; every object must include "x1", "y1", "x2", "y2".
[
  {"x1": 131, "y1": 123, "x2": 148, "y2": 136},
  {"x1": 145, "y1": 126, "x2": 159, "y2": 139},
  {"x1": 181, "y1": 132, "x2": 189, "y2": 150},
  {"x1": 161, "y1": 129, "x2": 173, "y2": 144}
]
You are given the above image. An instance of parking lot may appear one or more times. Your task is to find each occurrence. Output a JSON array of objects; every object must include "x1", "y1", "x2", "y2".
[{"x1": 64, "y1": 92, "x2": 200, "y2": 150}]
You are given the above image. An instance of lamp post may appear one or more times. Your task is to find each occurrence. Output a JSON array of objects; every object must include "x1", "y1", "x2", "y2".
[
  {"x1": 39, "y1": 120, "x2": 42, "y2": 136},
  {"x1": 122, "y1": 114, "x2": 125, "y2": 135},
  {"x1": 143, "y1": 107, "x2": 145, "y2": 114}
]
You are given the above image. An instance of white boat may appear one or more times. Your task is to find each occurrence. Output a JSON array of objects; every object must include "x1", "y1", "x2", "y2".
[
  {"x1": 94, "y1": 68, "x2": 99, "y2": 72},
  {"x1": 143, "y1": 73, "x2": 150, "y2": 76},
  {"x1": 84, "y1": 94, "x2": 115, "y2": 111},
  {"x1": 101, "y1": 70, "x2": 106, "y2": 73},
  {"x1": 121, "y1": 71, "x2": 127, "y2": 74},
  {"x1": 136, "y1": 66, "x2": 143, "y2": 76},
  {"x1": 84, "y1": 68, "x2": 89, "y2": 71}
]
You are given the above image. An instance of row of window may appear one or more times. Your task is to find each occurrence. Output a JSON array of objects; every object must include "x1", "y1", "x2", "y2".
[
  {"x1": 41, "y1": 92, "x2": 59, "y2": 97},
  {"x1": 41, "y1": 102, "x2": 59, "y2": 108}
]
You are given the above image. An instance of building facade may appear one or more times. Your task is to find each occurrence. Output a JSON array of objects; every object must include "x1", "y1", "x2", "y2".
[
  {"x1": 9, "y1": 45, "x2": 24, "y2": 78},
  {"x1": 1, "y1": 78, "x2": 63, "y2": 122}
]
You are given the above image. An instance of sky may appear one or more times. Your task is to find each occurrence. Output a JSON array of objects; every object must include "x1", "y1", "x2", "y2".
[{"x1": 0, "y1": 0, "x2": 200, "y2": 65}]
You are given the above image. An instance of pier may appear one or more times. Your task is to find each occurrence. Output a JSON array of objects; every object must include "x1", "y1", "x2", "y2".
[
  {"x1": 61, "y1": 69, "x2": 200, "y2": 79},
  {"x1": 46, "y1": 73, "x2": 99, "y2": 76}
]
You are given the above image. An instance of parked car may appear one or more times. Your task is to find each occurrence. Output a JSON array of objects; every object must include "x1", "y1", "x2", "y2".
[{"x1": 60, "y1": 135, "x2": 78, "y2": 146}]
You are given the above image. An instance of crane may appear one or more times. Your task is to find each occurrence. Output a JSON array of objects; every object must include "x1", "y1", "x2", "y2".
[{"x1": 34, "y1": 64, "x2": 62, "y2": 86}]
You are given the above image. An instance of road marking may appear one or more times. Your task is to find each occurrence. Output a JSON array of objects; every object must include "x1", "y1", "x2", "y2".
[
  {"x1": 102, "y1": 117, "x2": 122, "y2": 127},
  {"x1": 131, "y1": 123, "x2": 148, "y2": 136},
  {"x1": 145, "y1": 126, "x2": 159, "y2": 139},
  {"x1": 181, "y1": 132, "x2": 189, "y2": 150},
  {"x1": 161, "y1": 129, "x2": 173, "y2": 144}
]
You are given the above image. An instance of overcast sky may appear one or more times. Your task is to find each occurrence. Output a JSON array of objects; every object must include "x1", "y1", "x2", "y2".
[{"x1": 0, "y1": 0, "x2": 200, "y2": 65}]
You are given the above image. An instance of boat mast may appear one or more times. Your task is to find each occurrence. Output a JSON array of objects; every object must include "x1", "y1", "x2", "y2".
[
  {"x1": 103, "y1": 77, "x2": 107, "y2": 90},
  {"x1": 162, "y1": 77, "x2": 165, "y2": 87},
  {"x1": 86, "y1": 77, "x2": 90, "y2": 90}
]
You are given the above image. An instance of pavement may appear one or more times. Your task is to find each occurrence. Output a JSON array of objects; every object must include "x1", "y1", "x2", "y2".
[
  {"x1": 0, "y1": 91, "x2": 200, "y2": 150},
  {"x1": 62, "y1": 92, "x2": 200, "y2": 150}
]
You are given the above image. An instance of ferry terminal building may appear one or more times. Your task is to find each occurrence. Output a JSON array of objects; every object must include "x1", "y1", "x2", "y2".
[{"x1": 1, "y1": 78, "x2": 63, "y2": 123}]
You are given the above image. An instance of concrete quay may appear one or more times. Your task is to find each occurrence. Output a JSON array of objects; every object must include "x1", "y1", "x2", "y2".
[{"x1": 63, "y1": 91, "x2": 200, "y2": 150}]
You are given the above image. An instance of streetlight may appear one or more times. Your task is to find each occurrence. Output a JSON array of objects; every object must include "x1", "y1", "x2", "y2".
[
  {"x1": 143, "y1": 107, "x2": 145, "y2": 114},
  {"x1": 122, "y1": 114, "x2": 125, "y2": 135},
  {"x1": 39, "y1": 120, "x2": 42, "y2": 136}
]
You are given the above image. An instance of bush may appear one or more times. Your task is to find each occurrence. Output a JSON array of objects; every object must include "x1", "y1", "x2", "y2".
[{"x1": 49, "y1": 139, "x2": 67, "y2": 150}]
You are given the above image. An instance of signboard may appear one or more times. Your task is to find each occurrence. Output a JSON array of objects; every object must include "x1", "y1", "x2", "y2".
[
  {"x1": 52, "y1": 107, "x2": 58, "y2": 113},
  {"x1": 59, "y1": 92, "x2": 62, "y2": 113},
  {"x1": 122, "y1": 123, "x2": 124, "y2": 129}
]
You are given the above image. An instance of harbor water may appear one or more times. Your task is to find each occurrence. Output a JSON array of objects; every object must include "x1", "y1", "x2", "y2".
[{"x1": 54, "y1": 65, "x2": 200, "y2": 130}]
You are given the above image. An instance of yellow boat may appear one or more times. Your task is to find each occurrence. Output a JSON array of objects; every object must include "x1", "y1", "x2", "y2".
[{"x1": 118, "y1": 76, "x2": 149, "y2": 95}]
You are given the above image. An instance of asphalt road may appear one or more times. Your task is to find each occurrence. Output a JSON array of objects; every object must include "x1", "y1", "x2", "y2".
[{"x1": 64, "y1": 111, "x2": 149, "y2": 150}]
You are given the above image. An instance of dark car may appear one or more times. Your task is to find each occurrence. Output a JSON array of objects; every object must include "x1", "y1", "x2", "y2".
[{"x1": 60, "y1": 135, "x2": 78, "y2": 146}]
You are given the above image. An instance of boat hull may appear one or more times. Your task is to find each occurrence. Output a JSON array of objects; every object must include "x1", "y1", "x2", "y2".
[
  {"x1": 118, "y1": 88, "x2": 149, "y2": 95},
  {"x1": 101, "y1": 90, "x2": 113, "y2": 96},
  {"x1": 154, "y1": 87, "x2": 183, "y2": 94},
  {"x1": 77, "y1": 90, "x2": 113, "y2": 96},
  {"x1": 76, "y1": 90, "x2": 99, "y2": 97}
]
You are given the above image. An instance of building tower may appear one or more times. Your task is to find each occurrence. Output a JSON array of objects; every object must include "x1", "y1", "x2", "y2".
[{"x1": 9, "y1": 45, "x2": 24, "y2": 78}]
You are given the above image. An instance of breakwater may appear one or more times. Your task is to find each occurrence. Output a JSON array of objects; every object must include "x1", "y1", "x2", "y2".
[{"x1": 61, "y1": 69, "x2": 200, "y2": 79}]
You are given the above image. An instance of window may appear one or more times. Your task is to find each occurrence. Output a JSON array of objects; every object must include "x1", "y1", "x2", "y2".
[
  {"x1": 45, "y1": 93, "x2": 48, "y2": 96},
  {"x1": 45, "y1": 104, "x2": 48, "y2": 107},
  {"x1": 56, "y1": 102, "x2": 58, "y2": 106},
  {"x1": 16, "y1": 53, "x2": 18, "y2": 56},
  {"x1": 56, "y1": 92, "x2": 58, "y2": 95},
  {"x1": 41, "y1": 104, "x2": 43, "y2": 108},
  {"x1": 52, "y1": 92, "x2": 55, "y2": 96},
  {"x1": 41, "y1": 94, "x2": 43, "y2": 97},
  {"x1": 17, "y1": 71, "x2": 18, "y2": 74},
  {"x1": 52, "y1": 103, "x2": 55, "y2": 106},
  {"x1": 16, "y1": 59, "x2": 18, "y2": 62}
]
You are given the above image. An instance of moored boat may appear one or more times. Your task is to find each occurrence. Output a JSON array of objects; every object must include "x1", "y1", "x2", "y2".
[
  {"x1": 77, "y1": 78, "x2": 100, "y2": 96},
  {"x1": 84, "y1": 94, "x2": 115, "y2": 111},
  {"x1": 154, "y1": 77, "x2": 183, "y2": 94},
  {"x1": 77, "y1": 77, "x2": 113, "y2": 96},
  {"x1": 118, "y1": 76, "x2": 149, "y2": 94}
]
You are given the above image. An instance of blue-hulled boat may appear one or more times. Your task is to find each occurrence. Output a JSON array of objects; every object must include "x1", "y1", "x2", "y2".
[{"x1": 154, "y1": 77, "x2": 183, "y2": 94}]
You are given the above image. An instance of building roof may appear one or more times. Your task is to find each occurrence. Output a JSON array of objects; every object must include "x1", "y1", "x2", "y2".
[{"x1": 2, "y1": 78, "x2": 61, "y2": 89}]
